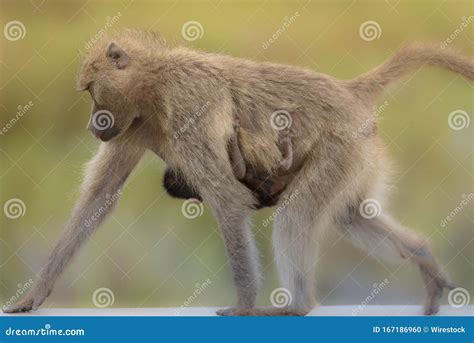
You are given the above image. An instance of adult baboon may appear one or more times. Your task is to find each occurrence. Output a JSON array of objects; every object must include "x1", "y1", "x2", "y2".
[{"x1": 4, "y1": 29, "x2": 472, "y2": 315}]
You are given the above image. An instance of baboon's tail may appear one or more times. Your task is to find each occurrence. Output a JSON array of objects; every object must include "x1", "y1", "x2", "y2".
[{"x1": 346, "y1": 42, "x2": 474, "y2": 103}]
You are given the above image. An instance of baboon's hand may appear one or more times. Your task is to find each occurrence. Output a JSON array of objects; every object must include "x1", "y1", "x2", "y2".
[
  {"x1": 422, "y1": 271, "x2": 455, "y2": 316},
  {"x1": 2, "y1": 286, "x2": 50, "y2": 313}
]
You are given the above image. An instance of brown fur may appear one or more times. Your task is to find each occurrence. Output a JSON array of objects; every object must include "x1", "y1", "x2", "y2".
[
  {"x1": 164, "y1": 112, "x2": 294, "y2": 208},
  {"x1": 3, "y1": 29, "x2": 472, "y2": 315}
]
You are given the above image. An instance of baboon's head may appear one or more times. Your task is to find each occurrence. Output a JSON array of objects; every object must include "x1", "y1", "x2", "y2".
[{"x1": 78, "y1": 36, "x2": 147, "y2": 142}]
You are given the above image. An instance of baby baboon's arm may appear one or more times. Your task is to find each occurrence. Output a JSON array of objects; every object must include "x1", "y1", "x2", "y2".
[
  {"x1": 228, "y1": 123, "x2": 246, "y2": 180},
  {"x1": 3, "y1": 143, "x2": 145, "y2": 313},
  {"x1": 229, "y1": 122, "x2": 294, "y2": 177},
  {"x1": 279, "y1": 135, "x2": 293, "y2": 171}
]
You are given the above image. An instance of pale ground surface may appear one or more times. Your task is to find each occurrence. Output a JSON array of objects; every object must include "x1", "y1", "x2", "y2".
[{"x1": 1, "y1": 306, "x2": 472, "y2": 316}]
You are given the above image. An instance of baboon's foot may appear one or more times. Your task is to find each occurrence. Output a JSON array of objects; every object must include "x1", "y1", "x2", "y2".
[
  {"x1": 419, "y1": 265, "x2": 455, "y2": 315},
  {"x1": 216, "y1": 306, "x2": 309, "y2": 316}
]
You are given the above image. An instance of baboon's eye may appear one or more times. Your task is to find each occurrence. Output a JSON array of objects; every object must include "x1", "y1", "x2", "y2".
[{"x1": 87, "y1": 83, "x2": 100, "y2": 104}]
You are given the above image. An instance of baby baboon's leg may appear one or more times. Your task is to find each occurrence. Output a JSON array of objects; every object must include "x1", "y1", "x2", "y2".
[
  {"x1": 339, "y1": 212, "x2": 453, "y2": 315},
  {"x1": 3, "y1": 143, "x2": 145, "y2": 313}
]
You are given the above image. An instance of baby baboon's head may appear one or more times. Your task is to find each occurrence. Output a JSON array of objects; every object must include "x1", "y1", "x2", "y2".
[{"x1": 77, "y1": 30, "x2": 164, "y2": 142}]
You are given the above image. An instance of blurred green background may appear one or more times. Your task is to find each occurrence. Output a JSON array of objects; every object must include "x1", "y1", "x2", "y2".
[{"x1": 0, "y1": 0, "x2": 472, "y2": 311}]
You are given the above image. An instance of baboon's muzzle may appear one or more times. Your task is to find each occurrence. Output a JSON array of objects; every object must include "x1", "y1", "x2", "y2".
[{"x1": 87, "y1": 120, "x2": 120, "y2": 142}]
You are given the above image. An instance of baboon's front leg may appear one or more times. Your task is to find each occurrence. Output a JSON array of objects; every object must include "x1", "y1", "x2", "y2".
[
  {"x1": 3, "y1": 143, "x2": 144, "y2": 313},
  {"x1": 174, "y1": 135, "x2": 260, "y2": 315},
  {"x1": 214, "y1": 210, "x2": 261, "y2": 315},
  {"x1": 197, "y1": 178, "x2": 260, "y2": 314}
]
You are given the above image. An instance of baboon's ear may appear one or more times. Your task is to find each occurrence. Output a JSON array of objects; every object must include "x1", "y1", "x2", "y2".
[{"x1": 106, "y1": 43, "x2": 130, "y2": 69}]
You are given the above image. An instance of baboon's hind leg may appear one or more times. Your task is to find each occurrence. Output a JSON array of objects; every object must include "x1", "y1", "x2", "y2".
[{"x1": 339, "y1": 211, "x2": 454, "y2": 315}]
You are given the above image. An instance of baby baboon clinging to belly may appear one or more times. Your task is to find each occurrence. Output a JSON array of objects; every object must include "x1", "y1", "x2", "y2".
[
  {"x1": 3, "y1": 29, "x2": 473, "y2": 316},
  {"x1": 164, "y1": 119, "x2": 294, "y2": 208}
]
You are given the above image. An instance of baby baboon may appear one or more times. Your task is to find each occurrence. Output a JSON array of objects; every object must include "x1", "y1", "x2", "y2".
[
  {"x1": 230, "y1": 119, "x2": 295, "y2": 208},
  {"x1": 4, "y1": 29, "x2": 473, "y2": 316},
  {"x1": 165, "y1": 118, "x2": 294, "y2": 208}
]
